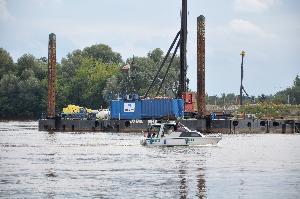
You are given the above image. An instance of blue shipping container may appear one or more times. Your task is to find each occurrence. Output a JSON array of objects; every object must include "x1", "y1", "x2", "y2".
[
  {"x1": 177, "y1": 99, "x2": 184, "y2": 117},
  {"x1": 110, "y1": 100, "x2": 142, "y2": 120},
  {"x1": 141, "y1": 99, "x2": 184, "y2": 119}
]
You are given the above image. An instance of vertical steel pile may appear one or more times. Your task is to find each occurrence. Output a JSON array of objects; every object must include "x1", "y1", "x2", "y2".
[
  {"x1": 197, "y1": 15, "x2": 205, "y2": 118},
  {"x1": 240, "y1": 51, "x2": 245, "y2": 105},
  {"x1": 179, "y1": 0, "x2": 187, "y2": 97},
  {"x1": 47, "y1": 33, "x2": 56, "y2": 118}
]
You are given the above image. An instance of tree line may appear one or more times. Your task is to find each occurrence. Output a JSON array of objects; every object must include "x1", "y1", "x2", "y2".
[
  {"x1": 0, "y1": 45, "x2": 180, "y2": 119},
  {"x1": 0, "y1": 44, "x2": 299, "y2": 119}
]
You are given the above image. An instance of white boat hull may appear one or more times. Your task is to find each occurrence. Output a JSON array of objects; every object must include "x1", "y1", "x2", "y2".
[
  {"x1": 141, "y1": 136, "x2": 221, "y2": 146},
  {"x1": 140, "y1": 122, "x2": 222, "y2": 147}
]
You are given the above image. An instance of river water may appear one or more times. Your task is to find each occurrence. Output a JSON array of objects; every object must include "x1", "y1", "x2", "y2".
[{"x1": 0, "y1": 121, "x2": 300, "y2": 199}]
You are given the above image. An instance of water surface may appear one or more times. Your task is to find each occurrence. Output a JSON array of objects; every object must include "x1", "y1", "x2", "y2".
[{"x1": 0, "y1": 121, "x2": 300, "y2": 198}]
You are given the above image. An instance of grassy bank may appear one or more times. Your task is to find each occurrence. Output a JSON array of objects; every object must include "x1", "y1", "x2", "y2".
[{"x1": 237, "y1": 103, "x2": 300, "y2": 119}]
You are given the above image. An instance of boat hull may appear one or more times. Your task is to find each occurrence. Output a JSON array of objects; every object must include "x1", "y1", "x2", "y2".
[{"x1": 141, "y1": 136, "x2": 221, "y2": 146}]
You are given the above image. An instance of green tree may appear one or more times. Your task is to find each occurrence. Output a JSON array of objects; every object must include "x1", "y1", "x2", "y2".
[
  {"x1": 82, "y1": 44, "x2": 122, "y2": 64},
  {"x1": 0, "y1": 53, "x2": 47, "y2": 118},
  {"x1": 0, "y1": 74, "x2": 20, "y2": 117},
  {"x1": 274, "y1": 75, "x2": 300, "y2": 104},
  {"x1": 57, "y1": 44, "x2": 122, "y2": 109},
  {"x1": 292, "y1": 75, "x2": 300, "y2": 104},
  {"x1": 147, "y1": 48, "x2": 163, "y2": 63},
  {"x1": 0, "y1": 48, "x2": 14, "y2": 79},
  {"x1": 103, "y1": 48, "x2": 180, "y2": 101},
  {"x1": 102, "y1": 75, "x2": 120, "y2": 102}
]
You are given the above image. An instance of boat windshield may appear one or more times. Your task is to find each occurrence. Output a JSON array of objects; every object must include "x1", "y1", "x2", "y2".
[
  {"x1": 163, "y1": 124, "x2": 176, "y2": 135},
  {"x1": 147, "y1": 125, "x2": 160, "y2": 138}
]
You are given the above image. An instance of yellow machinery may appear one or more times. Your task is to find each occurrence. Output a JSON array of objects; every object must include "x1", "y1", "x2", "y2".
[
  {"x1": 62, "y1": 105, "x2": 97, "y2": 120},
  {"x1": 62, "y1": 105, "x2": 93, "y2": 114},
  {"x1": 63, "y1": 104, "x2": 81, "y2": 114}
]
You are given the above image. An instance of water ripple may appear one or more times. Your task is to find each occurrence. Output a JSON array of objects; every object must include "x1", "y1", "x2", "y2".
[{"x1": 0, "y1": 121, "x2": 300, "y2": 198}]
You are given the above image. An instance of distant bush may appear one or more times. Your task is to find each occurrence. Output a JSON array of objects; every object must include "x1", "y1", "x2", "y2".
[{"x1": 238, "y1": 103, "x2": 299, "y2": 119}]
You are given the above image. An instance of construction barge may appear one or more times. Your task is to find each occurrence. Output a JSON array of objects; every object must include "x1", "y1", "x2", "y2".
[
  {"x1": 39, "y1": 117, "x2": 298, "y2": 134},
  {"x1": 39, "y1": 1, "x2": 299, "y2": 134}
]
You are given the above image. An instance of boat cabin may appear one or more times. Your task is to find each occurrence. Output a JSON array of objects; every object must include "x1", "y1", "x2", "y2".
[{"x1": 146, "y1": 122, "x2": 204, "y2": 138}]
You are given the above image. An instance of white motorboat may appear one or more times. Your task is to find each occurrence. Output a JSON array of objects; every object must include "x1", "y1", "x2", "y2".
[{"x1": 140, "y1": 122, "x2": 221, "y2": 146}]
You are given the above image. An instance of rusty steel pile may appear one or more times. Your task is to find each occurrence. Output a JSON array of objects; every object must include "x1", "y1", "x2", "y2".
[
  {"x1": 47, "y1": 33, "x2": 56, "y2": 119},
  {"x1": 197, "y1": 15, "x2": 206, "y2": 118}
]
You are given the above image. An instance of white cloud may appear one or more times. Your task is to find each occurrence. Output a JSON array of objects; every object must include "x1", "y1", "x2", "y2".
[
  {"x1": 229, "y1": 19, "x2": 275, "y2": 38},
  {"x1": 36, "y1": 18, "x2": 175, "y2": 45},
  {"x1": 30, "y1": 0, "x2": 62, "y2": 7},
  {"x1": 0, "y1": 0, "x2": 14, "y2": 21},
  {"x1": 18, "y1": 18, "x2": 177, "y2": 60},
  {"x1": 234, "y1": 0, "x2": 279, "y2": 12}
]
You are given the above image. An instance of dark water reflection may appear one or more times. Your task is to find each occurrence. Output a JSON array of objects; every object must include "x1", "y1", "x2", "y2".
[
  {"x1": 1, "y1": 121, "x2": 300, "y2": 198},
  {"x1": 179, "y1": 167, "x2": 187, "y2": 199},
  {"x1": 178, "y1": 162, "x2": 206, "y2": 199},
  {"x1": 197, "y1": 168, "x2": 206, "y2": 199}
]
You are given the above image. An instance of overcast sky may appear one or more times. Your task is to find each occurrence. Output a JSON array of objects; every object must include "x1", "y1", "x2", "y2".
[{"x1": 0, "y1": 0, "x2": 299, "y2": 96}]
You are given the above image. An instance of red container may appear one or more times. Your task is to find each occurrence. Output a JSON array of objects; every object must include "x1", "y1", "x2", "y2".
[{"x1": 182, "y1": 92, "x2": 197, "y2": 112}]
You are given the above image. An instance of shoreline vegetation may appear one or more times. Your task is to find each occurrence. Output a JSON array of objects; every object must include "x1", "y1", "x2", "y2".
[
  {"x1": 0, "y1": 45, "x2": 299, "y2": 120},
  {"x1": 237, "y1": 103, "x2": 300, "y2": 120}
]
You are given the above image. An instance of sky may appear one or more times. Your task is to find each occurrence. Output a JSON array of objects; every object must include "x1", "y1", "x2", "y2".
[{"x1": 0, "y1": 0, "x2": 299, "y2": 96}]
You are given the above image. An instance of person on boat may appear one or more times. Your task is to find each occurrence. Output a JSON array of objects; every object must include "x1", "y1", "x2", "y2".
[
  {"x1": 146, "y1": 128, "x2": 151, "y2": 138},
  {"x1": 165, "y1": 127, "x2": 173, "y2": 135},
  {"x1": 211, "y1": 112, "x2": 217, "y2": 120},
  {"x1": 175, "y1": 122, "x2": 186, "y2": 132},
  {"x1": 174, "y1": 124, "x2": 178, "y2": 131}
]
